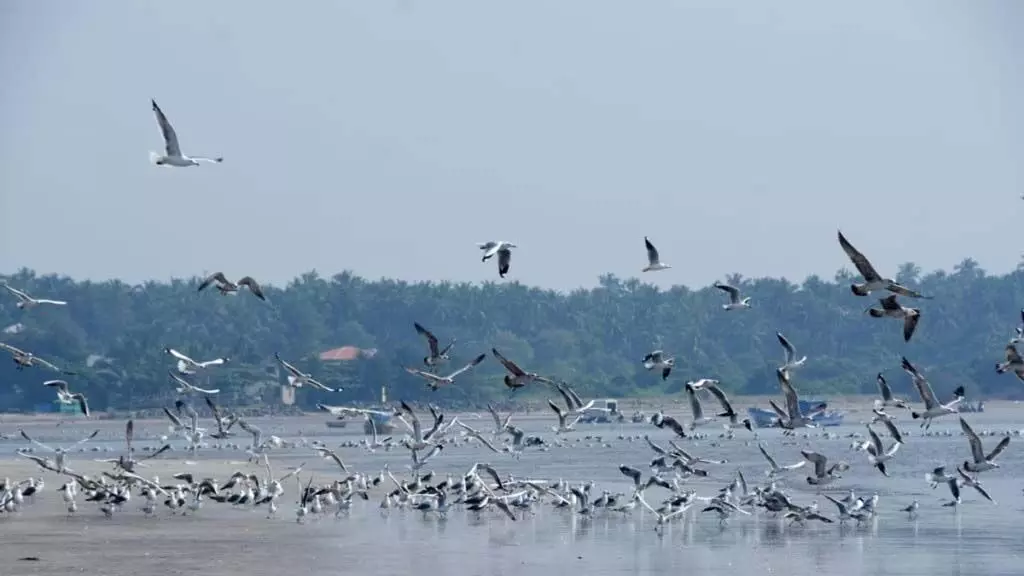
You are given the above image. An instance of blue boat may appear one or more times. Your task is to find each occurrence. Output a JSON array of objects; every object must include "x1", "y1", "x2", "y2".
[{"x1": 746, "y1": 399, "x2": 845, "y2": 429}]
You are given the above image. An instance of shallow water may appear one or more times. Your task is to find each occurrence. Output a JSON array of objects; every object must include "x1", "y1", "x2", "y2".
[{"x1": 2, "y1": 402, "x2": 1023, "y2": 576}]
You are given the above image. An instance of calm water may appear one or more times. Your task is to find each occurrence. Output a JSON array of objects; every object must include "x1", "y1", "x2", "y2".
[{"x1": 2, "y1": 402, "x2": 1023, "y2": 576}]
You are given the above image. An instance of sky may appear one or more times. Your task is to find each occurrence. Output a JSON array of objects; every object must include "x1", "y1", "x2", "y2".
[{"x1": 2, "y1": 1, "x2": 1023, "y2": 292}]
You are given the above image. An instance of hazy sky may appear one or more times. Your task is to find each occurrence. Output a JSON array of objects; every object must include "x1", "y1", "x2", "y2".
[{"x1": 2, "y1": 1, "x2": 1022, "y2": 292}]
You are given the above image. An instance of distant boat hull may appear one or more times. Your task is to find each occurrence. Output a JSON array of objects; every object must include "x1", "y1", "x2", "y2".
[{"x1": 747, "y1": 399, "x2": 845, "y2": 428}]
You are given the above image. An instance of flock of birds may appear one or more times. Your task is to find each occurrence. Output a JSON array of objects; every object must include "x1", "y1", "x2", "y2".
[{"x1": 0, "y1": 101, "x2": 1021, "y2": 540}]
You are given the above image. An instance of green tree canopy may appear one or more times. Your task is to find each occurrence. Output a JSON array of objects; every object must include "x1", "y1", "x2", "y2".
[{"x1": 1, "y1": 263, "x2": 1021, "y2": 413}]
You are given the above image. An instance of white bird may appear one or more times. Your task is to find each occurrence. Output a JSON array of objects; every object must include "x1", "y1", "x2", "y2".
[
  {"x1": 874, "y1": 373, "x2": 909, "y2": 409},
  {"x1": 404, "y1": 353, "x2": 487, "y2": 390},
  {"x1": 642, "y1": 350, "x2": 674, "y2": 380},
  {"x1": 149, "y1": 99, "x2": 223, "y2": 167},
  {"x1": 864, "y1": 421, "x2": 902, "y2": 477},
  {"x1": 547, "y1": 399, "x2": 582, "y2": 434},
  {"x1": 959, "y1": 417, "x2": 1010, "y2": 474},
  {"x1": 44, "y1": 380, "x2": 90, "y2": 416},
  {"x1": 684, "y1": 383, "x2": 713, "y2": 430},
  {"x1": 19, "y1": 428, "x2": 99, "y2": 473},
  {"x1": 0, "y1": 343, "x2": 68, "y2": 373},
  {"x1": 164, "y1": 348, "x2": 229, "y2": 376},
  {"x1": 275, "y1": 353, "x2": 337, "y2": 392},
  {"x1": 902, "y1": 357, "x2": 963, "y2": 429},
  {"x1": 713, "y1": 281, "x2": 751, "y2": 311},
  {"x1": 775, "y1": 332, "x2": 807, "y2": 372},
  {"x1": 867, "y1": 295, "x2": 921, "y2": 342},
  {"x1": 837, "y1": 230, "x2": 930, "y2": 298},
  {"x1": 757, "y1": 443, "x2": 806, "y2": 478},
  {"x1": 2, "y1": 284, "x2": 67, "y2": 309},
  {"x1": 168, "y1": 371, "x2": 220, "y2": 395},
  {"x1": 477, "y1": 241, "x2": 516, "y2": 279},
  {"x1": 641, "y1": 237, "x2": 671, "y2": 272}
]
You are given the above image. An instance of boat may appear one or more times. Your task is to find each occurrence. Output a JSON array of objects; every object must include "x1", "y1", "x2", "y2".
[
  {"x1": 578, "y1": 399, "x2": 626, "y2": 424},
  {"x1": 746, "y1": 399, "x2": 845, "y2": 429}
]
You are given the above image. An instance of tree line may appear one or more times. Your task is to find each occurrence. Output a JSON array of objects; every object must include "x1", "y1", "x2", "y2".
[{"x1": 1, "y1": 257, "x2": 1022, "y2": 414}]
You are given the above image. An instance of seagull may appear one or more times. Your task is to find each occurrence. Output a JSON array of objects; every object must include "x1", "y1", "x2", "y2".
[
  {"x1": 19, "y1": 428, "x2": 99, "y2": 473},
  {"x1": 955, "y1": 467, "x2": 995, "y2": 503},
  {"x1": 900, "y1": 500, "x2": 919, "y2": 518},
  {"x1": 275, "y1": 353, "x2": 337, "y2": 392},
  {"x1": 547, "y1": 399, "x2": 581, "y2": 434},
  {"x1": 864, "y1": 421, "x2": 902, "y2": 477},
  {"x1": 168, "y1": 371, "x2": 220, "y2": 395},
  {"x1": 925, "y1": 465, "x2": 955, "y2": 489},
  {"x1": 903, "y1": 357, "x2": 963, "y2": 429},
  {"x1": 713, "y1": 282, "x2": 751, "y2": 310},
  {"x1": 874, "y1": 373, "x2": 909, "y2": 409},
  {"x1": 641, "y1": 237, "x2": 671, "y2": 272},
  {"x1": 2, "y1": 284, "x2": 67, "y2": 309},
  {"x1": 692, "y1": 380, "x2": 739, "y2": 426},
  {"x1": 775, "y1": 332, "x2": 807, "y2": 372},
  {"x1": 1011, "y1": 309, "x2": 1024, "y2": 344},
  {"x1": 196, "y1": 272, "x2": 266, "y2": 301},
  {"x1": 757, "y1": 443, "x2": 806, "y2": 478},
  {"x1": 773, "y1": 367, "x2": 825, "y2": 430},
  {"x1": 801, "y1": 450, "x2": 849, "y2": 487},
  {"x1": 413, "y1": 322, "x2": 456, "y2": 371},
  {"x1": 0, "y1": 343, "x2": 69, "y2": 373},
  {"x1": 959, "y1": 417, "x2": 1010, "y2": 474},
  {"x1": 477, "y1": 241, "x2": 516, "y2": 278},
  {"x1": 995, "y1": 343, "x2": 1024, "y2": 381},
  {"x1": 837, "y1": 230, "x2": 930, "y2": 298},
  {"x1": 149, "y1": 99, "x2": 223, "y2": 167},
  {"x1": 164, "y1": 348, "x2": 229, "y2": 376},
  {"x1": 43, "y1": 380, "x2": 89, "y2": 416},
  {"x1": 684, "y1": 383, "x2": 713, "y2": 429},
  {"x1": 867, "y1": 295, "x2": 921, "y2": 342},
  {"x1": 492, "y1": 348, "x2": 553, "y2": 389},
  {"x1": 405, "y1": 353, "x2": 487, "y2": 390},
  {"x1": 642, "y1": 350, "x2": 674, "y2": 380}
]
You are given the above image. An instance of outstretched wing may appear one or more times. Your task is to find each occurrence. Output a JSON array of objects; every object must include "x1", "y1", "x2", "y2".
[
  {"x1": 837, "y1": 230, "x2": 882, "y2": 282},
  {"x1": 414, "y1": 322, "x2": 440, "y2": 356},
  {"x1": 151, "y1": 99, "x2": 182, "y2": 157},
  {"x1": 644, "y1": 237, "x2": 661, "y2": 265}
]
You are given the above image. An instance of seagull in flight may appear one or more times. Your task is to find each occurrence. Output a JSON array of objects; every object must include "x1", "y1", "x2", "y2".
[
  {"x1": 642, "y1": 237, "x2": 671, "y2": 272},
  {"x1": 776, "y1": 332, "x2": 807, "y2": 372},
  {"x1": 903, "y1": 356, "x2": 963, "y2": 429},
  {"x1": 168, "y1": 371, "x2": 220, "y2": 395},
  {"x1": 837, "y1": 231, "x2": 931, "y2": 298},
  {"x1": 713, "y1": 282, "x2": 751, "y2": 310},
  {"x1": 2, "y1": 284, "x2": 67, "y2": 309},
  {"x1": 164, "y1": 348, "x2": 229, "y2": 376},
  {"x1": 959, "y1": 417, "x2": 1010, "y2": 474},
  {"x1": 196, "y1": 272, "x2": 266, "y2": 302},
  {"x1": 149, "y1": 99, "x2": 223, "y2": 167},
  {"x1": 477, "y1": 241, "x2": 516, "y2": 278},
  {"x1": 275, "y1": 353, "x2": 337, "y2": 392},
  {"x1": 867, "y1": 295, "x2": 921, "y2": 342},
  {"x1": 405, "y1": 353, "x2": 487, "y2": 390},
  {"x1": 642, "y1": 350, "x2": 674, "y2": 380},
  {"x1": 995, "y1": 343, "x2": 1024, "y2": 382},
  {"x1": 44, "y1": 380, "x2": 90, "y2": 416},
  {"x1": 0, "y1": 343, "x2": 71, "y2": 373},
  {"x1": 413, "y1": 322, "x2": 456, "y2": 371}
]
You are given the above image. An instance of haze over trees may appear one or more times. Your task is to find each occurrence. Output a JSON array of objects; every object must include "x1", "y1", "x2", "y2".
[{"x1": 1, "y1": 260, "x2": 1022, "y2": 413}]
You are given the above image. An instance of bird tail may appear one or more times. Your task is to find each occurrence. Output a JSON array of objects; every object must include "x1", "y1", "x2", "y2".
[
  {"x1": 995, "y1": 363, "x2": 1006, "y2": 374},
  {"x1": 850, "y1": 284, "x2": 870, "y2": 296},
  {"x1": 911, "y1": 411, "x2": 921, "y2": 419},
  {"x1": 149, "y1": 151, "x2": 162, "y2": 165}
]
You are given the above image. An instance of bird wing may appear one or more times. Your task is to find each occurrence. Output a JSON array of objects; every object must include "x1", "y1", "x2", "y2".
[
  {"x1": 19, "y1": 429, "x2": 55, "y2": 452},
  {"x1": 876, "y1": 374, "x2": 893, "y2": 401},
  {"x1": 644, "y1": 237, "x2": 660, "y2": 265},
  {"x1": 881, "y1": 417, "x2": 904, "y2": 445},
  {"x1": 405, "y1": 367, "x2": 444, "y2": 382},
  {"x1": 491, "y1": 348, "x2": 526, "y2": 377},
  {"x1": 166, "y1": 348, "x2": 195, "y2": 366},
  {"x1": 35, "y1": 299, "x2": 67, "y2": 306},
  {"x1": 902, "y1": 357, "x2": 937, "y2": 409},
  {"x1": 486, "y1": 404, "x2": 502, "y2": 429},
  {"x1": 645, "y1": 435, "x2": 667, "y2": 456},
  {"x1": 686, "y1": 385, "x2": 704, "y2": 421},
  {"x1": 74, "y1": 394, "x2": 90, "y2": 417},
  {"x1": 866, "y1": 425, "x2": 884, "y2": 455},
  {"x1": 837, "y1": 231, "x2": 882, "y2": 282},
  {"x1": 801, "y1": 450, "x2": 827, "y2": 478},
  {"x1": 34, "y1": 356, "x2": 63, "y2": 372},
  {"x1": 414, "y1": 322, "x2": 440, "y2": 356},
  {"x1": 44, "y1": 380, "x2": 70, "y2": 393},
  {"x1": 903, "y1": 311, "x2": 920, "y2": 342},
  {"x1": 776, "y1": 332, "x2": 796, "y2": 364},
  {"x1": 237, "y1": 277, "x2": 266, "y2": 301},
  {"x1": 959, "y1": 417, "x2": 986, "y2": 463},
  {"x1": 778, "y1": 369, "x2": 800, "y2": 418},
  {"x1": 714, "y1": 282, "x2": 740, "y2": 302},
  {"x1": 879, "y1": 294, "x2": 902, "y2": 311},
  {"x1": 197, "y1": 272, "x2": 229, "y2": 293},
  {"x1": 151, "y1": 99, "x2": 182, "y2": 157},
  {"x1": 887, "y1": 283, "x2": 930, "y2": 299},
  {"x1": 757, "y1": 443, "x2": 778, "y2": 470},
  {"x1": 0, "y1": 342, "x2": 26, "y2": 356},
  {"x1": 704, "y1": 383, "x2": 734, "y2": 417},
  {"x1": 547, "y1": 399, "x2": 565, "y2": 421},
  {"x1": 402, "y1": 401, "x2": 423, "y2": 442},
  {"x1": 2, "y1": 284, "x2": 30, "y2": 301},
  {"x1": 446, "y1": 353, "x2": 486, "y2": 380},
  {"x1": 163, "y1": 407, "x2": 183, "y2": 428},
  {"x1": 497, "y1": 248, "x2": 512, "y2": 276},
  {"x1": 985, "y1": 436, "x2": 1010, "y2": 462},
  {"x1": 273, "y1": 353, "x2": 303, "y2": 377}
]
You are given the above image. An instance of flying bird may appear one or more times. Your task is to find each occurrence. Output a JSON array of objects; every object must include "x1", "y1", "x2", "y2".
[
  {"x1": 44, "y1": 380, "x2": 89, "y2": 416},
  {"x1": 197, "y1": 272, "x2": 266, "y2": 301},
  {"x1": 867, "y1": 295, "x2": 921, "y2": 342},
  {"x1": 995, "y1": 343, "x2": 1024, "y2": 381},
  {"x1": 164, "y1": 348, "x2": 229, "y2": 375},
  {"x1": 642, "y1": 237, "x2": 671, "y2": 272},
  {"x1": 642, "y1": 350, "x2": 674, "y2": 380},
  {"x1": 837, "y1": 231, "x2": 931, "y2": 298},
  {"x1": 149, "y1": 99, "x2": 223, "y2": 167},
  {"x1": 0, "y1": 343, "x2": 70, "y2": 373},
  {"x1": 776, "y1": 332, "x2": 807, "y2": 372},
  {"x1": 492, "y1": 348, "x2": 553, "y2": 389},
  {"x1": 413, "y1": 322, "x2": 455, "y2": 371},
  {"x1": 275, "y1": 353, "x2": 338, "y2": 392},
  {"x1": 477, "y1": 241, "x2": 516, "y2": 278},
  {"x1": 713, "y1": 282, "x2": 751, "y2": 310},
  {"x1": 2, "y1": 284, "x2": 67, "y2": 309},
  {"x1": 405, "y1": 353, "x2": 487, "y2": 390}
]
